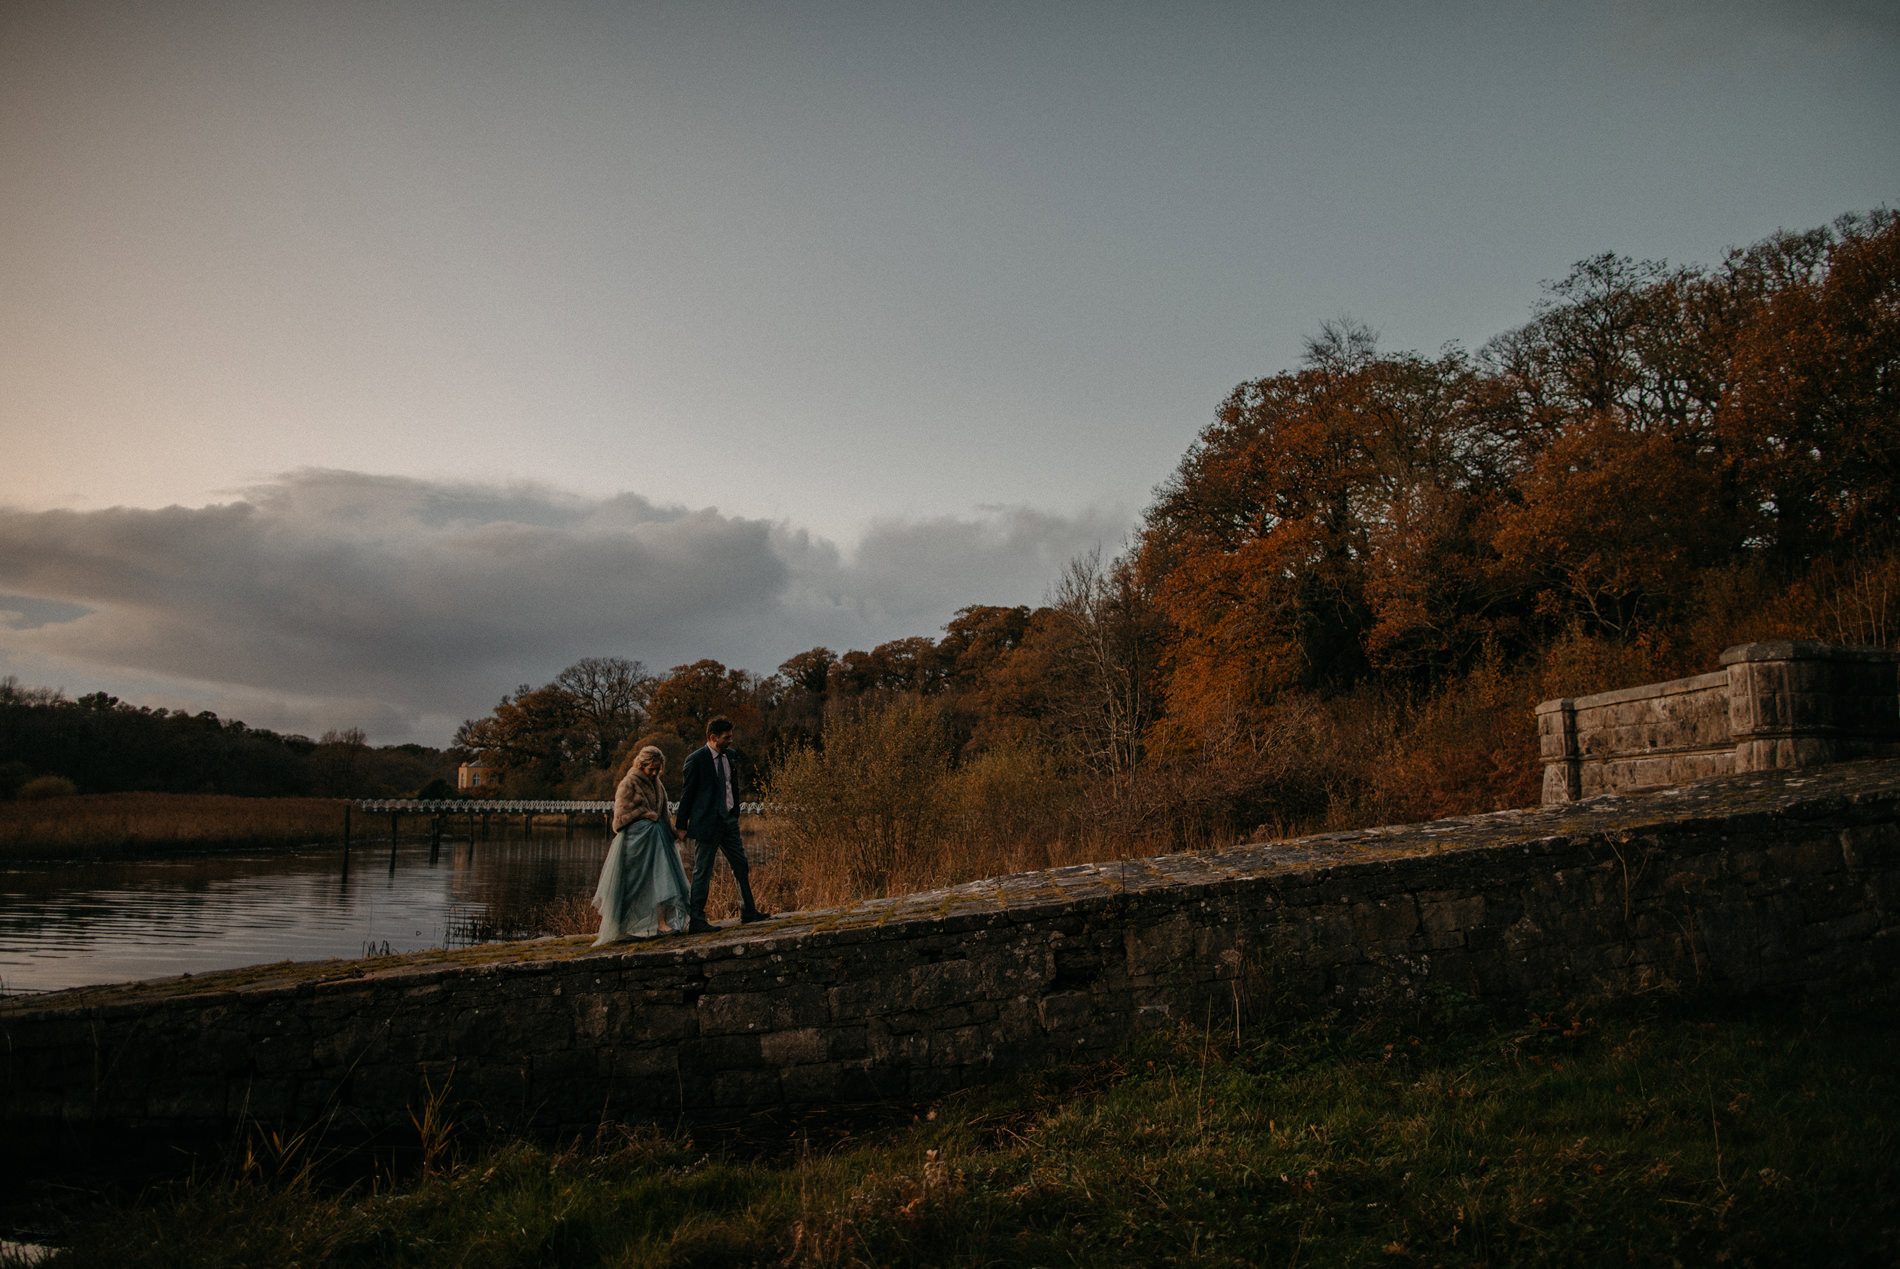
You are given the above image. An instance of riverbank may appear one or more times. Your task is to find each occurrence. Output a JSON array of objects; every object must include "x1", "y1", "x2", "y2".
[
  {"x1": 0, "y1": 793, "x2": 351, "y2": 861},
  {"x1": 14, "y1": 988, "x2": 1896, "y2": 1266}
]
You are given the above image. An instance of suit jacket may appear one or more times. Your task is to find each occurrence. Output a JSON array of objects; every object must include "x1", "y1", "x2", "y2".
[{"x1": 675, "y1": 744, "x2": 744, "y2": 837}]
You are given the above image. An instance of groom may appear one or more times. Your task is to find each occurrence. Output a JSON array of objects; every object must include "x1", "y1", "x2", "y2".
[{"x1": 675, "y1": 715, "x2": 771, "y2": 932}]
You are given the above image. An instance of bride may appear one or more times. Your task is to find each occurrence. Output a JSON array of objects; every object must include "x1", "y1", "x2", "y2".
[{"x1": 592, "y1": 745, "x2": 692, "y2": 943}]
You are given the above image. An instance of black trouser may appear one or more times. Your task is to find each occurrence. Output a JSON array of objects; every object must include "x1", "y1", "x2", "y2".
[{"x1": 687, "y1": 817, "x2": 757, "y2": 919}]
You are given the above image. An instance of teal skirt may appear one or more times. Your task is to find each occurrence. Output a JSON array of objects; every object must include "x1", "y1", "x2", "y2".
[{"x1": 591, "y1": 818, "x2": 691, "y2": 943}]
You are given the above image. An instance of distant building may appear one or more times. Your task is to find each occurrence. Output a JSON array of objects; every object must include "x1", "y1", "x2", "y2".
[{"x1": 457, "y1": 760, "x2": 494, "y2": 791}]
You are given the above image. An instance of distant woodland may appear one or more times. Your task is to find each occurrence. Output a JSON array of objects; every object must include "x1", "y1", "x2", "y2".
[
  {"x1": 5, "y1": 211, "x2": 1895, "y2": 899},
  {"x1": 0, "y1": 685, "x2": 454, "y2": 801}
]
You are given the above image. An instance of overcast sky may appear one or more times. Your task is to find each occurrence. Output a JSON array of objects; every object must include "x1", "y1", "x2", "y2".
[{"x1": 1, "y1": 0, "x2": 1896, "y2": 745}]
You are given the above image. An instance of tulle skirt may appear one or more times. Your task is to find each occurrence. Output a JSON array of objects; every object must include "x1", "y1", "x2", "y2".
[{"x1": 591, "y1": 818, "x2": 691, "y2": 944}]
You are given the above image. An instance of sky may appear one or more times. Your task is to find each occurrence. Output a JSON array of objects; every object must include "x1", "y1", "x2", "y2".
[{"x1": 1, "y1": 0, "x2": 1896, "y2": 746}]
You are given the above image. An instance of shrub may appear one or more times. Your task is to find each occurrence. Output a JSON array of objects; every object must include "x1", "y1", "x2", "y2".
[
  {"x1": 939, "y1": 738, "x2": 1074, "y2": 876},
  {"x1": 766, "y1": 696, "x2": 957, "y2": 904},
  {"x1": 1366, "y1": 656, "x2": 1541, "y2": 824}
]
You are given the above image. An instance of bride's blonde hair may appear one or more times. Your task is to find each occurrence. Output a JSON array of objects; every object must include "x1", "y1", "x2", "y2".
[{"x1": 635, "y1": 745, "x2": 666, "y2": 772}]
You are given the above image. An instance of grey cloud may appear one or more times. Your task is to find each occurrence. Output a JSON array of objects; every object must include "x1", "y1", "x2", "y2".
[
  {"x1": 0, "y1": 470, "x2": 1130, "y2": 742},
  {"x1": 1612, "y1": 0, "x2": 1900, "y2": 63},
  {"x1": 0, "y1": 594, "x2": 93, "y2": 630},
  {"x1": 778, "y1": 505, "x2": 1135, "y2": 637}
]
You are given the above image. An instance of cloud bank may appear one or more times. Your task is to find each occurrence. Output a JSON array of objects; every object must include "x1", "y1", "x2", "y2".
[{"x1": 0, "y1": 470, "x2": 1130, "y2": 744}]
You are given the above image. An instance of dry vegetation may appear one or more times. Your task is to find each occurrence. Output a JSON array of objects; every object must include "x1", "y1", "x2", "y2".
[{"x1": 0, "y1": 792, "x2": 347, "y2": 859}]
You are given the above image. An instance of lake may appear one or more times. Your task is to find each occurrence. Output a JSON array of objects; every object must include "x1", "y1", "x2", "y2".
[{"x1": 0, "y1": 834, "x2": 613, "y2": 996}]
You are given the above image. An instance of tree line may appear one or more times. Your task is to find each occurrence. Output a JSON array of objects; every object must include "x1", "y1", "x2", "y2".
[{"x1": 0, "y1": 680, "x2": 454, "y2": 800}]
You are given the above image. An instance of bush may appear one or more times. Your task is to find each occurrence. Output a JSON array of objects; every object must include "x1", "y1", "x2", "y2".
[
  {"x1": 766, "y1": 696, "x2": 957, "y2": 903},
  {"x1": 766, "y1": 697, "x2": 1117, "y2": 903},
  {"x1": 1366, "y1": 656, "x2": 1541, "y2": 824},
  {"x1": 17, "y1": 774, "x2": 78, "y2": 801},
  {"x1": 939, "y1": 739, "x2": 1074, "y2": 874}
]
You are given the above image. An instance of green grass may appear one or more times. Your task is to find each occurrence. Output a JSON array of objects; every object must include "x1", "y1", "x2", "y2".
[{"x1": 25, "y1": 990, "x2": 1899, "y2": 1267}]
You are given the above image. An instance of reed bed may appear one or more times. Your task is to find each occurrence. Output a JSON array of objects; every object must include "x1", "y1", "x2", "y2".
[{"x1": 0, "y1": 793, "x2": 347, "y2": 860}]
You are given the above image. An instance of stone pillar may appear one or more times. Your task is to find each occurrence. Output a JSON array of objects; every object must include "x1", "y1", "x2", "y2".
[
  {"x1": 1535, "y1": 697, "x2": 1581, "y2": 804},
  {"x1": 1722, "y1": 641, "x2": 1900, "y2": 773}
]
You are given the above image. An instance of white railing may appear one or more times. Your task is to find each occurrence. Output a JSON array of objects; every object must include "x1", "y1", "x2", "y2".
[{"x1": 352, "y1": 799, "x2": 773, "y2": 815}]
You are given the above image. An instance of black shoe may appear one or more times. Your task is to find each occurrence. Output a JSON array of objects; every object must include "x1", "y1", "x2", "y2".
[
  {"x1": 687, "y1": 918, "x2": 716, "y2": 934},
  {"x1": 739, "y1": 908, "x2": 772, "y2": 924}
]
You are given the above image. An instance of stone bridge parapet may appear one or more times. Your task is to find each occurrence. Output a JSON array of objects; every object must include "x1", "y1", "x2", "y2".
[{"x1": 1536, "y1": 641, "x2": 1900, "y2": 805}]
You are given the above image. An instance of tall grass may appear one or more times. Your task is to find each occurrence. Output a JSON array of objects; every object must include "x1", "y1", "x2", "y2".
[
  {"x1": 763, "y1": 699, "x2": 1087, "y2": 908},
  {"x1": 0, "y1": 793, "x2": 346, "y2": 860},
  {"x1": 757, "y1": 685, "x2": 1533, "y2": 910}
]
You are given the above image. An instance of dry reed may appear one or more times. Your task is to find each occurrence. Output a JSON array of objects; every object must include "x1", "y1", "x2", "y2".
[
  {"x1": 0, "y1": 792, "x2": 347, "y2": 859},
  {"x1": 759, "y1": 700, "x2": 1162, "y2": 910}
]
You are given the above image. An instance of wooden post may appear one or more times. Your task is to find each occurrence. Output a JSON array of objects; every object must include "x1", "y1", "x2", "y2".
[
  {"x1": 523, "y1": 812, "x2": 533, "y2": 837},
  {"x1": 341, "y1": 802, "x2": 351, "y2": 879},
  {"x1": 430, "y1": 814, "x2": 442, "y2": 864},
  {"x1": 389, "y1": 810, "x2": 400, "y2": 876}
]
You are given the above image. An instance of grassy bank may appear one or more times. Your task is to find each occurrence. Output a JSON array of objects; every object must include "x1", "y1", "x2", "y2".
[
  {"x1": 20, "y1": 990, "x2": 1896, "y2": 1267},
  {"x1": 0, "y1": 793, "x2": 347, "y2": 860}
]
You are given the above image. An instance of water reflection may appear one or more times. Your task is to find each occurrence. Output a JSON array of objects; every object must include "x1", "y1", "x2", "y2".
[{"x1": 0, "y1": 834, "x2": 612, "y2": 996}]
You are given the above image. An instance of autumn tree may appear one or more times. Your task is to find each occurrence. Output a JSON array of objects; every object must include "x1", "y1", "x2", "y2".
[
  {"x1": 1714, "y1": 211, "x2": 1900, "y2": 563},
  {"x1": 937, "y1": 605, "x2": 1032, "y2": 688},
  {"x1": 765, "y1": 647, "x2": 838, "y2": 757},
  {"x1": 778, "y1": 647, "x2": 839, "y2": 697},
  {"x1": 646, "y1": 659, "x2": 761, "y2": 747},
  {"x1": 1139, "y1": 326, "x2": 1501, "y2": 745},
  {"x1": 455, "y1": 657, "x2": 654, "y2": 794},
  {"x1": 834, "y1": 637, "x2": 947, "y2": 697},
  {"x1": 551, "y1": 656, "x2": 654, "y2": 771},
  {"x1": 1489, "y1": 413, "x2": 1729, "y2": 638},
  {"x1": 454, "y1": 684, "x2": 583, "y2": 794}
]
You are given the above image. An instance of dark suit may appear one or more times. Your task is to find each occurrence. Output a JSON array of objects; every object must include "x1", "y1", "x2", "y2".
[{"x1": 676, "y1": 743, "x2": 759, "y2": 922}]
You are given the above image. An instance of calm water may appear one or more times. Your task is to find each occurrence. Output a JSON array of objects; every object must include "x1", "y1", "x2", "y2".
[{"x1": 0, "y1": 834, "x2": 614, "y2": 996}]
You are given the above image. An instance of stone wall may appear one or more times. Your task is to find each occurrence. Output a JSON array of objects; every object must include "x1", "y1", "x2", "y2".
[
  {"x1": 1537, "y1": 641, "x2": 1900, "y2": 805},
  {"x1": 4, "y1": 760, "x2": 1898, "y2": 1165}
]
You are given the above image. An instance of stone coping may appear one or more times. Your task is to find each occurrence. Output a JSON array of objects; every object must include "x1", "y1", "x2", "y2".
[
  {"x1": 1720, "y1": 641, "x2": 1900, "y2": 665},
  {"x1": 1537, "y1": 668, "x2": 1728, "y2": 715},
  {"x1": 12, "y1": 756, "x2": 1898, "y2": 1022}
]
